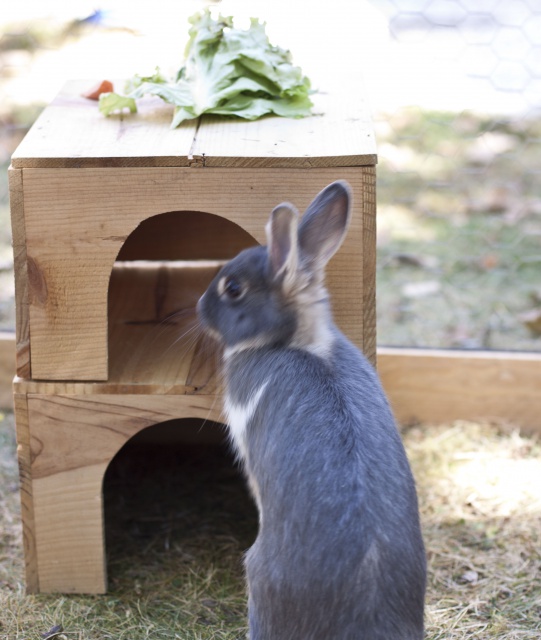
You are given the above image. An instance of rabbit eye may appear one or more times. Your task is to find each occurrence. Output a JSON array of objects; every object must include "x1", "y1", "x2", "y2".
[{"x1": 223, "y1": 276, "x2": 243, "y2": 300}]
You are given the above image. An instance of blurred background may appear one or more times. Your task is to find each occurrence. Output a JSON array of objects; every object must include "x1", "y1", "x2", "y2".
[{"x1": 1, "y1": 0, "x2": 540, "y2": 351}]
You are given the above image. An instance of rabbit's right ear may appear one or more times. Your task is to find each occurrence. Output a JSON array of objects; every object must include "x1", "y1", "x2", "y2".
[{"x1": 266, "y1": 203, "x2": 299, "y2": 290}]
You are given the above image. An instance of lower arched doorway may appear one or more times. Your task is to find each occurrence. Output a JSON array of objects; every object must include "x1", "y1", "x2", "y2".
[{"x1": 102, "y1": 419, "x2": 258, "y2": 607}]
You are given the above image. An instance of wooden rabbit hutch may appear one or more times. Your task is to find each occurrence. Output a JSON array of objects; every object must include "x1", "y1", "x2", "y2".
[{"x1": 8, "y1": 80, "x2": 377, "y2": 594}]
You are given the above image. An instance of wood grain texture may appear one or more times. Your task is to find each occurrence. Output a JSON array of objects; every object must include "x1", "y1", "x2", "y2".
[
  {"x1": 8, "y1": 168, "x2": 30, "y2": 377},
  {"x1": 361, "y1": 167, "x2": 377, "y2": 364},
  {"x1": 13, "y1": 393, "x2": 39, "y2": 593},
  {"x1": 11, "y1": 80, "x2": 376, "y2": 169},
  {"x1": 192, "y1": 90, "x2": 377, "y2": 168},
  {"x1": 11, "y1": 80, "x2": 197, "y2": 169},
  {"x1": 32, "y1": 463, "x2": 108, "y2": 594},
  {"x1": 0, "y1": 333, "x2": 15, "y2": 409},
  {"x1": 25, "y1": 391, "x2": 224, "y2": 593},
  {"x1": 107, "y1": 261, "x2": 223, "y2": 395},
  {"x1": 378, "y1": 348, "x2": 541, "y2": 434},
  {"x1": 21, "y1": 167, "x2": 374, "y2": 380},
  {"x1": 27, "y1": 393, "x2": 223, "y2": 479}
]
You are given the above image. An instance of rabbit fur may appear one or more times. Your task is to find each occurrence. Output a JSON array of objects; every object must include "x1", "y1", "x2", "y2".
[{"x1": 197, "y1": 181, "x2": 426, "y2": 640}]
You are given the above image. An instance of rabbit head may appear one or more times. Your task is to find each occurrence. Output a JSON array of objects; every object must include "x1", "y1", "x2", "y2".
[{"x1": 197, "y1": 180, "x2": 351, "y2": 359}]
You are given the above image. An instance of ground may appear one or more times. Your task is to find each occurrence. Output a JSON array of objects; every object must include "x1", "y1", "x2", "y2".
[{"x1": 1, "y1": 414, "x2": 540, "y2": 639}]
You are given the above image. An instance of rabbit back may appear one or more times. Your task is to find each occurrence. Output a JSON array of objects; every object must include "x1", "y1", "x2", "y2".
[{"x1": 225, "y1": 333, "x2": 426, "y2": 640}]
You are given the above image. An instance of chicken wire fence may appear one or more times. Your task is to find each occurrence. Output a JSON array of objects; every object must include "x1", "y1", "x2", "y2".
[
  {"x1": 0, "y1": 1, "x2": 540, "y2": 351},
  {"x1": 369, "y1": 0, "x2": 541, "y2": 351}
]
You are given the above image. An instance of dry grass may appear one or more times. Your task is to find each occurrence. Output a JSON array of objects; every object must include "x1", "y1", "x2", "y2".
[
  {"x1": 1, "y1": 413, "x2": 540, "y2": 639},
  {"x1": 409, "y1": 420, "x2": 541, "y2": 639}
]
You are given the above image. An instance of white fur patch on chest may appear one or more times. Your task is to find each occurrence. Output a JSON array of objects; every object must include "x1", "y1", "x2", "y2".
[{"x1": 224, "y1": 382, "x2": 268, "y2": 462}]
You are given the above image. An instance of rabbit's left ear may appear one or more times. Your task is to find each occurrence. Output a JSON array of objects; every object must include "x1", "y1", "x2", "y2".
[
  {"x1": 298, "y1": 181, "x2": 351, "y2": 272},
  {"x1": 266, "y1": 203, "x2": 299, "y2": 289}
]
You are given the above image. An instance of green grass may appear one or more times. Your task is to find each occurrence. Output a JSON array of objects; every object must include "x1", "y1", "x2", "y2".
[
  {"x1": 1, "y1": 414, "x2": 540, "y2": 639},
  {"x1": 375, "y1": 108, "x2": 541, "y2": 351}
]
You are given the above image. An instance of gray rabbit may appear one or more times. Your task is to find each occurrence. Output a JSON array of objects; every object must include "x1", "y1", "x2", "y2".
[{"x1": 197, "y1": 181, "x2": 426, "y2": 639}]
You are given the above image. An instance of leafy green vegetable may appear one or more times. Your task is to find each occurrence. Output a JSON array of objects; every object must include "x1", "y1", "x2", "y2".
[
  {"x1": 99, "y1": 9, "x2": 313, "y2": 127},
  {"x1": 98, "y1": 93, "x2": 137, "y2": 115}
]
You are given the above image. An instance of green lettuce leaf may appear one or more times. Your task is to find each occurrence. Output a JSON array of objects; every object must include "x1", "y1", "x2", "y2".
[
  {"x1": 99, "y1": 9, "x2": 313, "y2": 127},
  {"x1": 99, "y1": 93, "x2": 137, "y2": 116}
]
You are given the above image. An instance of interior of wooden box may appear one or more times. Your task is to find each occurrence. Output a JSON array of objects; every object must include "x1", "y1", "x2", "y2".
[{"x1": 107, "y1": 211, "x2": 257, "y2": 392}]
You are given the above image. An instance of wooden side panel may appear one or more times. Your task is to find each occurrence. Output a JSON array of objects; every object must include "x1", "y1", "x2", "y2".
[
  {"x1": 28, "y1": 394, "x2": 224, "y2": 479},
  {"x1": 8, "y1": 168, "x2": 30, "y2": 378},
  {"x1": 27, "y1": 392, "x2": 224, "y2": 593},
  {"x1": 22, "y1": 167, "x2": 373, "y2": 380},
  {"x1": 33, "y1": 463, "x2": 108, "y2": 594},
  {"x1": 0, "y1": 333, "x2": 16, "y2": 409},
  {"x1": 12, "y1": 349, "x2": 541, "y2": 433},
  {"x1": 361, "y1": 167, "x2": 377, "y2": 364},
  {"x1": 378, "y1": 348, "x2": 541, "y2": 434},
  {"x1": 107, "y1": 261, "x2": 222, "y2": 394},
  {"x1": 13, "y1": 393, "x2": 39, "y2": 593},
  {"x1": 27, "y1": 255, "x2": 111, "y2": 380}
]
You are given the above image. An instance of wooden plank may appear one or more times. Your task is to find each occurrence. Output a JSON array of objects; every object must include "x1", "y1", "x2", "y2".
[
  {"x1": 26, "y1": 391, "x2": 224, "y2": 593},
  {"x1": 0, "y1": 333, "x2": 15, "y2": 409},
  {"x1": 22, "y1": 167, "x2": 371, "y2": 380},
  {"x1": 27, "y1": 393, "x2": 224, "y2": 479},
  {"x1": 32, "y1": 463, "x2": 109, "y2": 594},
  {"x1": 13, "y1": 393, "x2": 39, "y2": 593},
  {"x1": 361, "y1": 167, "x2": 377, "y2": 364},
  {"x1": 11, "y1": 80, "x2": 376, "y2": 169},
  {"x1": 378, "y1": 348, "x2": 541, "y2": 434},
  {"x1": 107, "y1": 261, "x2": 223, "y2": 395},
  {"x1": 11, "y1": 349, "x2": 541, "y2": 433},
  {"x1": 8, "y1": 168, "x2": 30, "y2": 378},
  {"x1": 11, "y1": 80, "x2": 197, "y2": 169},
  {"x1": 192, "y1": 90, "x2": 377, "y2": 168},
  {"x1": 27, "y1": 254, "x2": 111, "y2": 380}
]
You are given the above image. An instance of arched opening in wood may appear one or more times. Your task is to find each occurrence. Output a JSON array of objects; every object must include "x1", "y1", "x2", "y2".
[
  {"x1": 102, "y1": 418, "x2": 258, "y2": 594},
  {"x1": 107, "y1": 211, "x2": 258, "y2": 390}
]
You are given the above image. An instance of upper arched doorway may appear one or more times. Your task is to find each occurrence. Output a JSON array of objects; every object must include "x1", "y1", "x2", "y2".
[{"x1": 107, "y1": 210, "x2": 258, "y2": 389}]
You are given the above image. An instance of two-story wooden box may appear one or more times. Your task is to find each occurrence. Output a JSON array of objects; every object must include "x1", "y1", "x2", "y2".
[{"x1": 9, "y1": 80, "x2": 377, "y2": 593}]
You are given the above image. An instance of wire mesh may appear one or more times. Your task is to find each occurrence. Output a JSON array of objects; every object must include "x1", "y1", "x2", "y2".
[{"x1": 370, "y1": 0, "x2": 541, "y2": 350}]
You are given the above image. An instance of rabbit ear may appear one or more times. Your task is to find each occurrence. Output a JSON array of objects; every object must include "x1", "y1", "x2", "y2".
[
  {"x1": 266, "y1": 203, "x2": 299, "y2": 287},
  {"x1": 298, "y1": 181, "x2": 351, "y2": 272}
]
